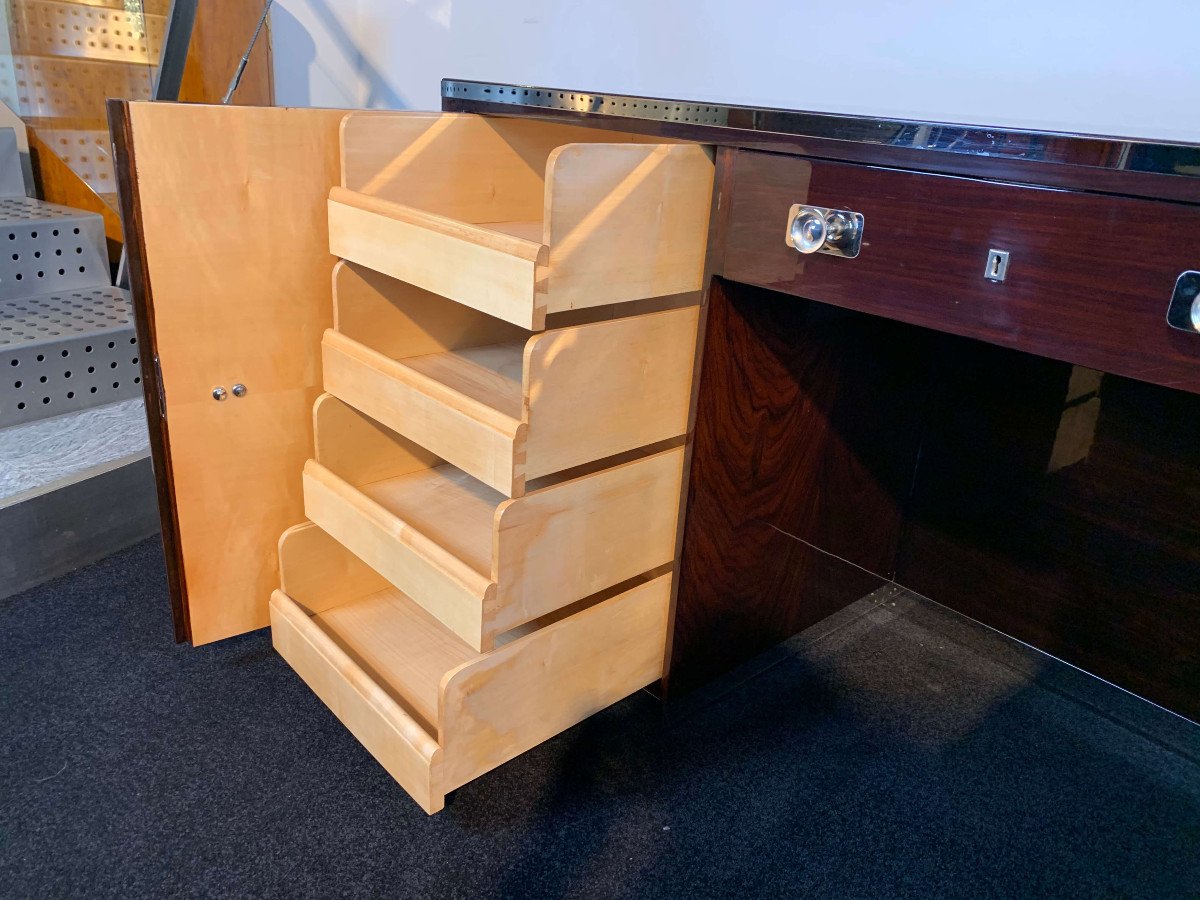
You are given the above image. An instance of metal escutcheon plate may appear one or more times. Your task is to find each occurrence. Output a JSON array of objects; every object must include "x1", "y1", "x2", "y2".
[{"x1": 784, "y1": 203, "x2": 864, "y2": 259}]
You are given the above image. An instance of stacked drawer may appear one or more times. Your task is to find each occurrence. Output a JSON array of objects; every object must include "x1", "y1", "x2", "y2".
[{"x1": 269, "y1": 112, "x2": 714, "y2": 812}]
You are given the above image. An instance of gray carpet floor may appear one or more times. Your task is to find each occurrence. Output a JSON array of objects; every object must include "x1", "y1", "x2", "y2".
[{"x1": 2, "y1": 537, "x2": 1199, "y2": 898}]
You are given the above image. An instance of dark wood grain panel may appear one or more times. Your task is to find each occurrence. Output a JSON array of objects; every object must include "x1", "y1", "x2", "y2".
[
  {"x1": 896, "y1": 343, "x2": 1200, "y2": 720},
  {"x1": 675, "y1": 275, "x2": 1200, "y2": 716},
  {"x1": 722, "y1": 150, "x2": 1200, "y2": 395},
  {"x1": 670, "y1": 279, "x2": 933, "y2": 694}
]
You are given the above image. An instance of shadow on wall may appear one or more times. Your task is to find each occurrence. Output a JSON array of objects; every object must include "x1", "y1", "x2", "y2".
[{"x1": 271, "y1": 1, "x2": 411, "y2": 109}]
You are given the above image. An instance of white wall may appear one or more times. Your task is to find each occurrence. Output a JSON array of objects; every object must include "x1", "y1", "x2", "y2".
[{"x1": 271, "y1": 0, "x2": 1200, "y2": 142}]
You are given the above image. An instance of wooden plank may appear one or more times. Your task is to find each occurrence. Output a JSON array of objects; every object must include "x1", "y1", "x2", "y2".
[
  {"x1": 322, "y1": 330, "x2": 526, "y2": 497},
  {"x1": 339, "y1": 112, "x2": 662, "y2": 222},
  {"x1": 117, "y1": 103, "x2": 348, "y2": 644},
  {"x1": 333, "y1": 261, "x2": 527, "y2": 361},
  {"x1": 330, "y1": 188, "x2": 547, "y2": 260},
  {"x1": 523, "y1": 306, "x2": 700, "y2": 478},
  {"x1": 179, "y1": 0, "x2": 274, "y2": 105},
  {"x1": 544, "y1": 143, "x2": 714, "y2": 314},
  {"x1": 303, "y1": 461, "x2": 493, "y2": 650},
  {"x1": 328, "y1": 192, "x2": 545, "y2": 330},
  {"x1": 312, "y1": 396, "x2": 477, "y2": 563},
  {"x1": 358, "y1": 466, "x2": 497, "y2": 581},
  {"x1": 270, "y1": 590, "x2": 444, "y2": 814},
  {"x1": 492, "y1": 447, "x2": 686, "y2": 634},
  {"x1": 439, "y1": 573, "x2": 671, "y2": 792}
]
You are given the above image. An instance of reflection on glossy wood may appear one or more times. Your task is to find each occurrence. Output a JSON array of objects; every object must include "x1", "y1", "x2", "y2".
[
  {"x1": 897, "y1": 343, "x2": 1200, "y2": 721},
  {"x1": 443, "y1": 95, "x2": 1200, "y2": 204}
]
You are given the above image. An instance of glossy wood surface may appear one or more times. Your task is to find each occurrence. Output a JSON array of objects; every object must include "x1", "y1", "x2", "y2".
[
  {"x1": 896, "y1": 345, "x2": 1200, "y2": 720},
  {"x1": 674, "y1": 285, "x2": 1200, "y2": 718},
  {"x1": 721, "y1": 150, "x2": 1200, "y2": 396},
  {"x1": 670, "y1": 279, "x2": 923, "y2": 694}
]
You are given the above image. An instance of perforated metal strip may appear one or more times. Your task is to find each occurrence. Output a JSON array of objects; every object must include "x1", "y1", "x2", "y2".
[
  {"x1": 441, "y1": 79, "x2": 1200, "y2": 181},
  {"x1": 442, "y1": 80, "x2": 729, "y2": 126}
]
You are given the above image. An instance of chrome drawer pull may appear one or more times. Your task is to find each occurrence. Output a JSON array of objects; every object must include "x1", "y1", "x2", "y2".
[
  {"x1": 1167, "y1": 271, "x2": 1200, "y2": 334},
  {"x1": 785, "y1": 204, "x2": 864, "y2": 259}
]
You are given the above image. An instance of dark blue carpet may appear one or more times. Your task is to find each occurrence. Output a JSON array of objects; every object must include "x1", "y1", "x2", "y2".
[{"x1": 2, "y1": 538, "x2": 1199, "y2": 898}]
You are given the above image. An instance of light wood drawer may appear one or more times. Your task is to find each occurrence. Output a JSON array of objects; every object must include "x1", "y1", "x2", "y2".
[
  {"x1": 302, "y1": 394, "x2": 685, "y2": 651},
  {"x1": 321, "y1": 262, "x2": 699, "y2": 497},
  {"x1": 271, "y1": 523, "x2": 670, "y2": 814},
  {"x1": 328, "y1": 112, "x2": 714, "y2": 329}
]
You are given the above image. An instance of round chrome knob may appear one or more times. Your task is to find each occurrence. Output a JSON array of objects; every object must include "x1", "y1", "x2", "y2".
[
  {"x1": 825, "y1": 211, "x2": 859, "y2": 248},
  {"x1": 1191, "y1": 295, "x2": 1200, "y2": 332},
  {"x1": 789, "y1": 209, "x2": 827, "y2": 254}
]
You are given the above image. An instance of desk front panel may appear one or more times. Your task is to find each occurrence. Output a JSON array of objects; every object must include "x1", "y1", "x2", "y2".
[{"x1": 721, "y1": 149, "x2": 1200, "y2": 395}]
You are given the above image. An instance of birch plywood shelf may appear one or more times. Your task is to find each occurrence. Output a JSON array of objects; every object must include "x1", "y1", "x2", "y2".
[
  {"x1": 302, "y1": 394, "x2": 686, "y2": 651},
  {"x1": 271, "y1": 523, "x2": 672, "y2": 814},
  {"x1": 328, "y1": 112, "x2": 714, "y2": 330},
  {"x1": 323, "y1": 262, "x2": 700, "y2": 497}
]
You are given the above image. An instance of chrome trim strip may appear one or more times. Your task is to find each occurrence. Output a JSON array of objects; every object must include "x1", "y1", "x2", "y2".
[{"x1": 442, "y1": 79, "x2": 1200, "y2": 181}]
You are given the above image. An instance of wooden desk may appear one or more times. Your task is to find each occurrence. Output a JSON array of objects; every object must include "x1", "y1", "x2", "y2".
[
  {"x1": 447, "y1": 83, "x2": 1200, "y2": 719},
  {"x1": 115, "y1": 89, "x2": 1200, "y2": 731}
]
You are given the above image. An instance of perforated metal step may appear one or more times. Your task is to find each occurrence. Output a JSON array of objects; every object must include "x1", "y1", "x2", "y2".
[
  {"x1": 0, "y1": 285, "x2": 139, "y2": 427},
  {"x1": 0, "y1": 196, "x2": 109, "y2": 301},
  {"x1": 0, "y1": 194, "x2": 130, "y2": 426}
]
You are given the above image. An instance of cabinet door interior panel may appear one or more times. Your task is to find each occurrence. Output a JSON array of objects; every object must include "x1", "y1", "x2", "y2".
[{"x1": 112, "y1": 102, "x2": 350, "y2": 644}]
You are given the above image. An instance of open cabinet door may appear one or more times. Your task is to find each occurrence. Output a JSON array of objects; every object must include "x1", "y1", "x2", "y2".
[{"x1": 109, "y1": 102, "x2": 350, "y2": 645}]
